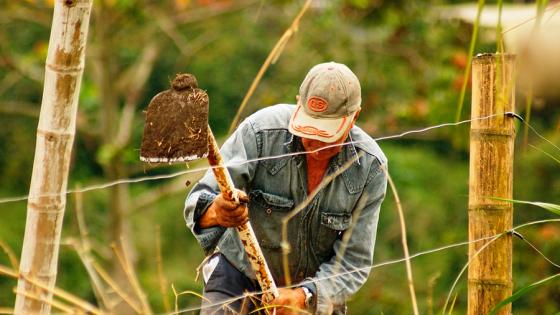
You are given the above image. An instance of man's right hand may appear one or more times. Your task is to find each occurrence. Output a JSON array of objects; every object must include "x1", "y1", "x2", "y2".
[{"x1": 198, "y1": 190, "x2": 249, "y2": 228}]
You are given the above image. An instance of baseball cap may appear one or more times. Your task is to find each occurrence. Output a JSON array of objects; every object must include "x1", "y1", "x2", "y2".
[{"x1": 288, "y1": 62, "x2": 361, "y2": 143}]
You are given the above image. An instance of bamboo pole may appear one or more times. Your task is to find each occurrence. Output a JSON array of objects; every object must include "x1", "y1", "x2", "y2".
[
  {"x1": 14, "y1": 1, "x2": 93, "y2": 314},
  {"x1": 468, "y1": 53, "x2": 516, "y2": 315}
]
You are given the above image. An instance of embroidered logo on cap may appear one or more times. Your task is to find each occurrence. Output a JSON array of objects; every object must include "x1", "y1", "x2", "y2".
[{"x1": 307, "y1": 96, "x2": 328, "y2": 112}]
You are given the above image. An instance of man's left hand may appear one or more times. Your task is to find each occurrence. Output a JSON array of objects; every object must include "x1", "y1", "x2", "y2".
[{"x1": 270, "y1": 287, "x2": 307, "y2": 315}]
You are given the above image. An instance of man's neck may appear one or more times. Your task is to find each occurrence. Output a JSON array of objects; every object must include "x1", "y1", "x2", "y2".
[{"x1": 306, "y1": 155, "x2": 331, "y2": 195}]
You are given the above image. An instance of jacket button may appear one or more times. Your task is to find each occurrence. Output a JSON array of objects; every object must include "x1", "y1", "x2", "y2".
[{"x1": 266, "y1": 208, "x2": 272, "y2": 214}]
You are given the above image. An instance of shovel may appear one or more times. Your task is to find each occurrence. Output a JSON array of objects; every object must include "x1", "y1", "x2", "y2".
[{"x1": 140, "y1": 73, "x2": 279, "y2": 305}]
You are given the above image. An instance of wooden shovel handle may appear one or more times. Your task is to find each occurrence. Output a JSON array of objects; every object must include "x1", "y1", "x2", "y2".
[{"x1": 206, "y1": 126, "x2": 279, "y2": 304}]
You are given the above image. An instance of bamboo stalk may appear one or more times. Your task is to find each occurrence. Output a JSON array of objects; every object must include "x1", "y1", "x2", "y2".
[
  {"x1": 468, "y1": 53, "x2": 516, "y2": 315},
  {"x1": 14, "y1": 1, "x2": 93, "y2": 314}
]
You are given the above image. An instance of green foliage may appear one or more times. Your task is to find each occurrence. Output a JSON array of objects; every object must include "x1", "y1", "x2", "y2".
[
  {"x1": 489, "y1": 273, "x2": 560, "y2": 315},
  {"x1": 492, "y1": 197, "x2": 560, "y2": 216},
  {"x1": 1, "y1": 0, "x2": 560, "y2": 313}
]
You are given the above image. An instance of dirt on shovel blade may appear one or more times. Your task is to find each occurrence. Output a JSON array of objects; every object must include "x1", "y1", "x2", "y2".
[{"x1": 140, "y1": 73, "x2": 209, "y2": 163}]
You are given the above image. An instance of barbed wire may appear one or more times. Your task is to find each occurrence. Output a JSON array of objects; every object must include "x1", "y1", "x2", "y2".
[
  {"x1": 0, "y1": 113, "x2": 509, "y2": 206},
  {"x1": 508, "y1": 112, "x2": 560, "y2": 153},
  {"x1": 165, "y1": 218, "x2": 560, "y2": 315},
  {"x1": 443, "y1": 218, "x2": 560, "y2": 312},
  {"x1": 513, "y1": 231, "x2": 560, "y2": 269}
]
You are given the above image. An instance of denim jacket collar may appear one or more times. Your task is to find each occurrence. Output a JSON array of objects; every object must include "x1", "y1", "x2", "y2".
[{"x1": 282, "y1": 133, "x2": 365, "y2": 194}]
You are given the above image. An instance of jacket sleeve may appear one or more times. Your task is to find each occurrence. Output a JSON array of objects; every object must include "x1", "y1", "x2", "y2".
[
  {"x1": 303, "y1": 160, "x2": 387, "y2": 314},
  {"x1": 183, "y1": 120, "x2": 260, "y2": 255}
]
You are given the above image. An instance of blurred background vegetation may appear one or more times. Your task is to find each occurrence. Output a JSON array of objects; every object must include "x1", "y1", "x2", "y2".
[{"x1": 0, "y1": 0, "x2": 559, "y2": 314}]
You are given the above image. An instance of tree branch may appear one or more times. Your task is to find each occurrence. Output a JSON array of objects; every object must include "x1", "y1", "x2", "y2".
[{"x1": 173, "y1": 0, "x2": 260, "y2": 25}]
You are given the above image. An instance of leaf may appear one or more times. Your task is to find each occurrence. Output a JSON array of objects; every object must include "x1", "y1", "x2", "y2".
[
  {"x1": 489, "y1": 197, "x2": 560, "y2": 216},
  {"x1": 489, "y1": 273, "x2": 560, "y2": 315}
]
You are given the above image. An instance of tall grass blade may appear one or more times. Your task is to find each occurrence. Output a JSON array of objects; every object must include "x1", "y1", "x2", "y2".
[
  {"x1": 528, "y1": 144, "x2": 560, "y2": 165},
  {"x1": 491, "y1": 197, "x2": 560, "y2": 216},
  {"x1": 447, "y1": 293, "x2": 458, "y2": 315},
  {"x1": 496, "y1": 0, "x2": 504, "y2": 53},
  {"x1": 227, "y1": 0, "x2": 312, "y2": 135},
  {"x1": 523, "y1": 0, "x2": 550, "y2": 146},
  {"x1": 489, "y1": 273, "x2": 560, "y2": 315},
  {"x1": 454, "y1": 0, "x2": 485, "y2": 122}
]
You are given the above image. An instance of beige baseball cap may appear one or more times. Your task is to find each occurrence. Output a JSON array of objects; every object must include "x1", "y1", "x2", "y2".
[{"x1": 288, "y1": 62, "x2": 361, "y2": 143}]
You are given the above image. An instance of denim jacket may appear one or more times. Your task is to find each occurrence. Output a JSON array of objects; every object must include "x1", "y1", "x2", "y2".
[{"x1": 184, "y1": 104, "x2": 387, "y2": 314}]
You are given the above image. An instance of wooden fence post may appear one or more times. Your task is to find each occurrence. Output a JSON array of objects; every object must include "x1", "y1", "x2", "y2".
[
  {"x1": 14, "y1": 1, "x2": 93, "y2": 314},
  {"x1": 468, "y1": 53, "x2": 516, "y2": 315}
]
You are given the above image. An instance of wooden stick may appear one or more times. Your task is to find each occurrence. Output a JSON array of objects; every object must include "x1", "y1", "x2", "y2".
[
  {"x1": 0, "y1": 239, "x2": 18, "y2": 271},
  {"x1": 468, "y1": 53, "x2": 516, "y2": 315},
  {"x1": 112, "y1": 240, "x2": 153, "y2": 315},
  {"x1": 227, "y1": 0, "x2": 312, "y2": 135},
  {"x1": 74, "y1": 187, "x2": 112, "y2": 310},
  {"x1": 385, "y1": 168, "x2": 419, "y2": 315},
  {"x1": 206, "y1": 127, "x2": 278, "y2": 304},
  {"x1": 91, "y1": 261, "x2": 142, "y2": 314},
  {"x1": 155, "y1": 226, "x2": 171, "y2": 313},
  {"x1": 13, "y1": 289, "x2": 74, "y2": 314}
]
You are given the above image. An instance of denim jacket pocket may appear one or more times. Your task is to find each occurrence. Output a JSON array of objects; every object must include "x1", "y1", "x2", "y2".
[
  {"x1": 316, "y1": 212, "x2": 352, "y2": 258},
  {"x1": 249, "y1": 190, "x2": 294, "y2": 249}
]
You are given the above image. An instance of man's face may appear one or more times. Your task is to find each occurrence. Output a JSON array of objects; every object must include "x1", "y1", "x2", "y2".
[
  {"x1": 301, "y1": 136, "x2": 346, "y2": 161},
  {"x1": 301, "y1": 122, "x2": 354, "y2": 161}
]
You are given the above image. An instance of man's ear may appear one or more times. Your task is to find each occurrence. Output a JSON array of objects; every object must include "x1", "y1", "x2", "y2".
[
  {"x1": 296, "y1": 95, "x2": 300, "y2": 104},
  {"x1": 353, "y1": 109, "x2": 361, "y2": 123}
]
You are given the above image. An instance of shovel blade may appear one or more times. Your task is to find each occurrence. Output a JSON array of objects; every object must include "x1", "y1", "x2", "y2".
[{"x1": 140, "y1": 73, "x2": 209, "y2": 163}]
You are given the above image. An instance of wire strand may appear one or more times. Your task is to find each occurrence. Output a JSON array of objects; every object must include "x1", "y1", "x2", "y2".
[
  {"x1": 513, "y1": 230, "x2": 560, "y2": 269},
  {"x1": 166, "y1": 218, "x2": 560, "y2": 314},
  {"x1": 0, "y1": 113, "x2": 503, "y2": 206}
]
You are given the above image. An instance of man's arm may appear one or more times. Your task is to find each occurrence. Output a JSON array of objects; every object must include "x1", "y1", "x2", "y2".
[
  {"x1": 303, "y1": 161, "x2": 387, "y2": 313},
  {"x1": 198, "y1": 190, "x2": 249, "y2": 228},
  {"x1": 183, "y1": 120, "x2": 259, "y2": 254}
]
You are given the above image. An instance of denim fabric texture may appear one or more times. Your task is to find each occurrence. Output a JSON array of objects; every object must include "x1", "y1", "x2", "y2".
[{"x1": 184, "y1": 104, "x2": 387, "y2": 314}]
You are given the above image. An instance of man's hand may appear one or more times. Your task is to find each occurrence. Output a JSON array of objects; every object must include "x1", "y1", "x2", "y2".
[
  {"x1": 198, "y1": 190, "x2": 249, "y2": 228},
  {"x1": 271, "y1": 287, "x2": 307, "y2": 315}
]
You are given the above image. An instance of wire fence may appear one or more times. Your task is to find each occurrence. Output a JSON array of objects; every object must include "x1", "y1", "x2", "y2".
[
  {"x1": 167, "y1": 218, "x2": 560, "y2": 315},
  {"x1": 3, "y1": 111, "x2": 552, "y2": 206},
  {"x1": 1, "y1": 110, "x2": 558, "y2": 314}
]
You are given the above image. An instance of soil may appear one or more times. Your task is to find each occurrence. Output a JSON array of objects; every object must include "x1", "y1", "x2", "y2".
[{"x1": 140, "y1": 73, "x2": 209, "y2": 163}]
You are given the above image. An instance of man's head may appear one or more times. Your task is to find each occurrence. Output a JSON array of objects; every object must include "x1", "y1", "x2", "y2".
[
  {"x1": 288, "y1": 62, "x2": 361, "y2": 143},
  {"x1": 289, "y1": 62, "x2": 361, "y2": 160}
]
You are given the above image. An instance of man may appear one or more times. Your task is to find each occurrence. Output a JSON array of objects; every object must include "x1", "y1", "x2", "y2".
[{"x1": 184, "y1": 62, "x2": 387, "y2": 314}]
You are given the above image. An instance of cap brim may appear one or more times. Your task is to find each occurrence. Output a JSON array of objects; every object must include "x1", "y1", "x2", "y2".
[{"x1": 288, "y1": 105, "x2": 356, "y2": 143}]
